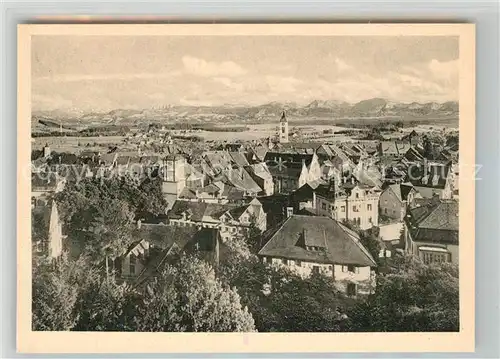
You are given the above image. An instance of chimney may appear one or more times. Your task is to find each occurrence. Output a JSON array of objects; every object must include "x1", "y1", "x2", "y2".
[
  {"x1": 286, "y1": 207, "x2": 293, "y2": 218},
  {"x1": 351, "y1": 177, "x2": 355, "y2": 185},
  {"x1": 239, "y1": 167, "x2": 244, "y2": 179},
  {"x1": 137, "y1": 219, "x2": 142, "y2": 229}
]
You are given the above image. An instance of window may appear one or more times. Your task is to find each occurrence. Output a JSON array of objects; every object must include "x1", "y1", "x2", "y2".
[
  {"x1": 282, "y1": 258, "x2": 288, "y2": 265},
  {"x1": 384, "y1": 208, "x2": 387, "y2": 214},
  {"x1": 369, "y1": 217, "x2": 372, "y2": 223},
  {"x1": 129, "y1": 255, "x2": 136, "y2": 276},
  {"x1": 347, "y1": 265, "x2": 355, "y2": 272},
  {"x1": 367, "y1": 204, "x2": 372, "y2": 211},
  {"x1": 355, "y1": 193, "x2": 359, "y2": 199},
  {"x1": 346, "y1": 283, "x2": 357, "y2": 296},
  {"x1": 322, "y1": 203, "x2": 327, "y2": 210},
  {"x1": 352, "y1": 205, "x2": 357, "y2": 212},
  {"x1": 342, "y1": 265, "x2": 348, "y2": 272},
  {"x1": 312, "y1": 266, "x2": 320, "y2": 274},
  {"x1": 341, "y1": 206, "x2": 346, "y2": 212},
  {"x1": 295, "y1": 260, "x2": 302, "y2": 267}
]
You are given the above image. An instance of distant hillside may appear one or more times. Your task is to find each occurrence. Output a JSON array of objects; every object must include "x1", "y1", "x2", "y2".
[{"x1": 32, "y1": 98, "x2": 459, "y2": 128}]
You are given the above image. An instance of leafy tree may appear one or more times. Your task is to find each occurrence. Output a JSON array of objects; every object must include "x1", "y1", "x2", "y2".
[
  {"x1": 32, "y1": 253, "x2": 80, "y2": 331},
  {"x1": 359, "y1": 228, "x2": 382, "y2": 267},
  {"x1": 218, "y1": 240, "x2": 351, "y2": 332},
  {"x1": 136, "y1": 177, "x2": 168, "y2": 216},
  {"x1": 54, "y1": 178, "x2": 153, "y2": 261},
  {"x1": 73, "y1": 266, "x2": 139, "y2": 331},
  {"x1": 269, "y1": 272, "x2": 352, "y2": 332},
  {"x1": 346, "y1": 255, "x2": 459, "y2": 332},
  {"x1": 135, "y1": 256, "x2": 256, "y2": 332}
]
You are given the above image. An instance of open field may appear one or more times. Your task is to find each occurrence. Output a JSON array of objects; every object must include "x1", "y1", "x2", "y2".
[
  {"x1": 32, "y1": 136, "x2": 128, "y2": 153},
  {"x1": 32, "y1": 119, "x2": 458, "y2": 153}
]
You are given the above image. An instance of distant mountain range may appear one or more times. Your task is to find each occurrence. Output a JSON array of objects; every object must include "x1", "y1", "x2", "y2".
[{"x1": 32, "y1": 98, "x2": 459, "y2": 127}]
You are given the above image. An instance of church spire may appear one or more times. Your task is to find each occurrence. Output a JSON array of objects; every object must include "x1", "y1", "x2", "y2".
[{"x1": 280, "y1": 110, "x2": 287, "y2": 123}]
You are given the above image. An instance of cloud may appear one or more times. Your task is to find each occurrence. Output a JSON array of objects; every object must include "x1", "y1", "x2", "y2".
[
  {"x1": 182, "y1": 56, "x2": 247, "y2": 77},
  {"x1": 264, "y1": 75, "x2": 302, "y2": 94},
  {"x1": 335, "y1": 58, "x2": 353, "y2": 73},
  {"x1": 428, "y1": 59, "x2": 459, "y2": 80},
  {"x1": 34, "y1": 71, "x2": 182, "y2": 83}
]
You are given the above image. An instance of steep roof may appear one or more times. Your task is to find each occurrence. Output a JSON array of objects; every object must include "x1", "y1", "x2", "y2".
[
  {"x1": 279, "y1": 111, "x2": 287, "y2": 123},
  {"x1": 246, "y1": 163, "x2": 273, "y2": 180},
  {"x1": 258, "y1": 215, "x2": 377, "y2": 267},
  {"x1": 319, "y1": 144, "x2": 351, "y2": 163},
  {"x1": 387, "y1": 183, "x2": 415, "y2": 202},
  {"x1": 406, "y1": 198, "x2": 458, "y2": 244},
  {"x1": 408, "y1": 161, "x2": 451, "y2": 189},
  {"x1": 224, "y1": 167, "x2": 262, "y2": 193},
  {"x1": 379, "y1": 141, "x2": 412, "y2": 157},
  {"x1": 229, "y1": 152, "x2": 250, "y2": 167}
]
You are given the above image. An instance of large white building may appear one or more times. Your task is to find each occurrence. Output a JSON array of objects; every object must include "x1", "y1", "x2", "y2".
[{"x1": 258, "y1": 215, "x2": 377, "y2": 296}]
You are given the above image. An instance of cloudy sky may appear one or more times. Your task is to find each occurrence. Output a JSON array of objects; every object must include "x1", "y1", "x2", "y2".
[{"x1": 32, "y1": 36, "x2": 459, "y2": 111}]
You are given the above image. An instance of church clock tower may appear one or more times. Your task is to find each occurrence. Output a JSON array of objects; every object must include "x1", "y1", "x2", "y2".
[{"x1": 279, "y1": 110, "x2": 289, "y2": 143}]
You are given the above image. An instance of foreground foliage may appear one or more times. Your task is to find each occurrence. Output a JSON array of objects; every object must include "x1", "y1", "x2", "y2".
[
  {"x1": 32, "y1": 254, "x2": 255, "y2": 332},
  {"x1": 346, "y1": 255, "x2": 459, "y2": 332}
]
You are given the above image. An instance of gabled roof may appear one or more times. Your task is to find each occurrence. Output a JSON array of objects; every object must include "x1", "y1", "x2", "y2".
[
  {"x1": 224, "y1": 167, "x2": 262, "y2": 193},
  {"x1": 387, "y1": 183, "x2": 415, "y2": 202},
  {"x1": 258, "y1": 215, "x2": 376, "y2": 267},
  {"x1": 168, "y1": 200, "x2": 251, "y2": 223},
  {"x1": 408, "y1": 161, "x2": 451, "y2": 189},
  {"x1": 319, "y1": 144, "x2": 351, "y2": 163},
  {"x1": 250, "y1": 146, "x2": 268, "y2": 162},
  {"x1": 405, "y1": 198, "x2": 458, "y2": 244},
  {"x1": 229, "y1": 152, "x2": 250, "y2": 167},
  {"x1": 245, "y1": 163, "x2": 272, "y2": 180},
  {"x1": 379, "y1": 141, "x2": 412, "y2": 157},
  {"x1": 131, "y1": 224, "x2": 219, "y2": 287}
]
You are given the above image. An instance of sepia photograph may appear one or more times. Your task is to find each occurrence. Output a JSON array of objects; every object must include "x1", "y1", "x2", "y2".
[{"x1": 17, "y1": 24, "x2": 475, "y2": 353}]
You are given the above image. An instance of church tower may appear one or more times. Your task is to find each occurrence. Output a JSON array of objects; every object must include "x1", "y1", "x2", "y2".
[
  {"x1": 161, "y1": 155, "x2": 186, "y2": 209},
  {"x1": 279, "y1": 110, "x2": 289, "y2": 143}
]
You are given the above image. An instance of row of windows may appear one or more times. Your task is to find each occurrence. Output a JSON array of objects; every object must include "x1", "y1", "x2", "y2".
[
  {"x1": 421, "y1": 251, "x2": 451, "y2": 265},
  {"x1": 338, "y1": 204, "x2": 373, "y2": 212},
  {"x1": 265, "y1": 257, "x2": 360, "y2": 274},
  {"x1": 341, "y1": 265, "x2": 360, "y2": 274}
]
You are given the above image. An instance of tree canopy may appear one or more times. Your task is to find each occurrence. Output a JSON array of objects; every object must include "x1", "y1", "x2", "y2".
[
  {"x1": 217, "y1": 237, "x2": 351, "y2": 332},
  {"x1": 32, "y1": 253, "x2": 256, "y2": 332},
  {"x1": 346, "y1": 255, "x2": 459, "y2": 332},
  {"x1": 54, "y1": 177, "x2": 167, "y2": 261}
]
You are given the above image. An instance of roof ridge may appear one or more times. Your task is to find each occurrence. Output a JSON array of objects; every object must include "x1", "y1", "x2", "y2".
[{"x1": 258, "y1": 216, "x2": 293, "y2": 255}]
